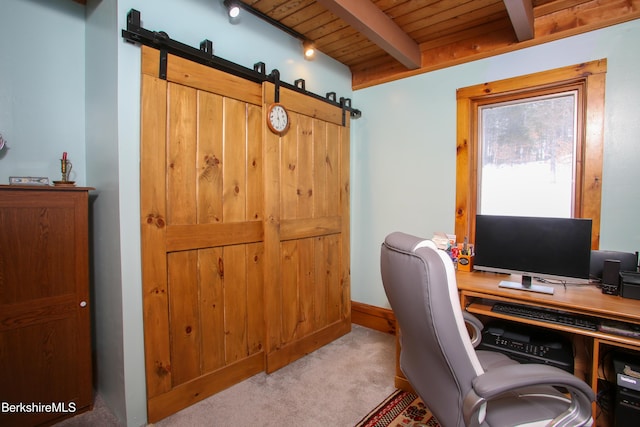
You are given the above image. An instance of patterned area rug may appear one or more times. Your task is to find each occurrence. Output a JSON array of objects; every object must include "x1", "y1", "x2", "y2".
[{"x1": 355, "y1": 390, "x2": 440, "y2": 427}]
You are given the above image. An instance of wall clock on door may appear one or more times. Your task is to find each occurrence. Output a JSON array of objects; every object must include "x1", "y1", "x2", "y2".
[{"x1": 267, "y1": 103, "x2": 290, "y2": 135}]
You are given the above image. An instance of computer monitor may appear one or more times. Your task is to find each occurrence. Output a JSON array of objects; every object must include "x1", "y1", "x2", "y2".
[{"x1": 474, "y1": 215, "x2": 593, "y2": 294}]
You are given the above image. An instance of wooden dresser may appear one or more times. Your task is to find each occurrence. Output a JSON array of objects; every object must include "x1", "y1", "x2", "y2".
[{"x1": 0, "y1": 186, "x2": 94, "y2": 426}]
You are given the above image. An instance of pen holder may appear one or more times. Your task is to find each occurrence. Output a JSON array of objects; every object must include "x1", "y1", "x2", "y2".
[
  {"x1": 60, "y1": 159, "x2": 73, "y2": 182},
  {"x1": 458, "y1": 254, "x2": 474, "y2": 272}
]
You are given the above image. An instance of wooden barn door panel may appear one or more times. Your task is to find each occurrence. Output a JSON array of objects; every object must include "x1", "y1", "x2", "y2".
[
  {"x1": 140, "y1": 45, "x2": 351, "y2": 421},
  {"x1": 140, "y1": 46, "x2": 264, "y2": 422},
  {"x1": 264, "y1": 83, "x2": 351, "y2": 373}
]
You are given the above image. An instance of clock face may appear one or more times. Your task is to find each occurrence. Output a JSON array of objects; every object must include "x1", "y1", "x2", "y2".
[{"x1": 267, "y1": 103, "x2": 289, "y2": 135}]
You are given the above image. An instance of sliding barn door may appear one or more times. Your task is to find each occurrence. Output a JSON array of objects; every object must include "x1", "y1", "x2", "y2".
[
  {"x1": 140, "y1": 46, "x2": 264, "y2": 422},
  {"x1": 139, "y1": 45, "x2": 350, "y2": 422},
  {"x1": 263, "y1": 83, "x2": 351, "y2": 373}
]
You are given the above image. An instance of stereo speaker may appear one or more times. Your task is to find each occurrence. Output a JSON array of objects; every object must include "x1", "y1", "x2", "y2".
[
  {"x1": 603, "y1": 259, "x2": 621, "y2": 285},
  {"x1": 602, "y1": 259, "x2": 621, "y2": 295}
]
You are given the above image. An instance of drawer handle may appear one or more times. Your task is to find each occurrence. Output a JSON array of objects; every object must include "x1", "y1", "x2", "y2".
[{"x1": 80, "y1": 301, "x2": 87, "y2": 308}]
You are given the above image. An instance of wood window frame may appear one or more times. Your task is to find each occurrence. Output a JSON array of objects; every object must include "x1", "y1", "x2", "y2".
[{"x1": 455, "y1": 59, "x2": 606, "y2": 249}]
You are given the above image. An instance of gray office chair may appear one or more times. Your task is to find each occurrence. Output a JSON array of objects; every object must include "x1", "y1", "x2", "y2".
[{"x1": 380, "y1": 232, "x2": 595, "y2": 427}]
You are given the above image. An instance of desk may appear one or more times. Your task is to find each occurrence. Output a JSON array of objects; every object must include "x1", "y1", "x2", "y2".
[{"x1": 394, "y1": 270, "x2": 640, "y2": 427}]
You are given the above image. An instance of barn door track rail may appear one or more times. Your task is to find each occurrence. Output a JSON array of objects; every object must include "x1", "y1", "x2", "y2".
[{"x1": 121, "y1": 9, "x2": 362, "y2": 121}]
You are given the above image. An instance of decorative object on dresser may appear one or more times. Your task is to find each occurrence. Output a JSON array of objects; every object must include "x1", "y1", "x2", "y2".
[{"x1": 9, "y1": 176, "x2": 50, "y2": 186}]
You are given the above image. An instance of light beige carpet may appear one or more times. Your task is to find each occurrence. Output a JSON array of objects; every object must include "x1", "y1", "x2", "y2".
[{"x1": 55, "y1": 324, "x2": 396, "y2": 427}]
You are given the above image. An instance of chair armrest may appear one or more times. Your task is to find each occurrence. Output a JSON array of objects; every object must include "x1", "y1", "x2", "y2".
[
  {"x1": 463, "y1": 364, "x2": 594, "y2": 427},
  {"x1": 462, "y1": 311, "x2": 483, "y2": 347},
  {"x1": 473, "y1": 363, "x2": 594, "y2": 398}
]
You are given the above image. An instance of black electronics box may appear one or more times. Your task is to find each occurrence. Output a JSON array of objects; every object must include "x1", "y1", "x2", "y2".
[
  {"x1": 613, "y1": 352, "x2": 640, "y2": 427},
  {"x1": 620, "y1": 271, "x2": 640, "y2": 300},
  {"x1": 478, "y1": 321, "x2": 574, "y2": 373}
]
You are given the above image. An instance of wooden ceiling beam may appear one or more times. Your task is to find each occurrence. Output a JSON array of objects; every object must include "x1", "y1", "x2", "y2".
[
  {"x1": 315, "y1": 0, "x2": 421, "y2": 69},
  {"x1": 503, "y1": 0, "x2": 535, "y2": 41}
]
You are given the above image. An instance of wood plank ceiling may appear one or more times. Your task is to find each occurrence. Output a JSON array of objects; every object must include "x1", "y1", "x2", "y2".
[
  {"x1": 72, "y1": 0, "x2": 639, "y2": 87},
  {"x1": 237, "y1": 0, "x2": 640, "y2": 89}
]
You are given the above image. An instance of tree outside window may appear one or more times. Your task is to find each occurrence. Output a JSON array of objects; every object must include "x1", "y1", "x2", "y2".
[{"x1": 478, "y1": 91, "x2": 577, "y2": 218}]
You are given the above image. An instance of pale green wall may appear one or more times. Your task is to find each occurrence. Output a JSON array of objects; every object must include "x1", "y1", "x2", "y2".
[
  {"x1": 85, "y1": 0, "x2": 126, "y2": 423},
  {"x1": 0, "y1": 0, "x2": 85, "y2": 182},
  {"x1": 351, "y1": 19, "x2": 640, "y2": 308}
]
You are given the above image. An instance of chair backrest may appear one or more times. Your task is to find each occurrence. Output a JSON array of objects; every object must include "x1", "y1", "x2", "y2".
[{"x1": 380, "y1": 232, "x2": 483, "y2": 427}]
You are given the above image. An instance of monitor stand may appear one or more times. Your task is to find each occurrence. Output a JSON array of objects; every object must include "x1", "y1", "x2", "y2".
[{"x1": 498, "y1": 275, "x2": 554, "y2": 295}]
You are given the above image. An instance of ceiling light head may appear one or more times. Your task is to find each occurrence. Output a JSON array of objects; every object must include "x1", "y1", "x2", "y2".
[
  {"x1": 224, "y1": 0, "x2": 241, "y2": 19},
  {"x1": 303, "y1": 40, "x2": 316, "y2": 60}
]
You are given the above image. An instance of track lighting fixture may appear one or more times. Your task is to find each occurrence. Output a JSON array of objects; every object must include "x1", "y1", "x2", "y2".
[
  {"x1": 224, "y1": 0, "x2": 240, "y2": 19},
  {"x1": 223, "y1": 0, "x2": 316, "y2": 60},
  {"x1": 303, "y1": 40, "x2": 315, "y2": 60}
]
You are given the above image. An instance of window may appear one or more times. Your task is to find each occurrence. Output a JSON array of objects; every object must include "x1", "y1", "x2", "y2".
[
  {"x1": 455, "y1": 60, "x2": 606, "y2": 248},
  {"x1": 478, "y1": 90, "x2": 579, "y2": 218}
]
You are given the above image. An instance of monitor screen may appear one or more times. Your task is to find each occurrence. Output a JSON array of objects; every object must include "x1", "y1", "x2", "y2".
[{"x1": 474, "y1": 215, "x2": 592, "y2": 294}]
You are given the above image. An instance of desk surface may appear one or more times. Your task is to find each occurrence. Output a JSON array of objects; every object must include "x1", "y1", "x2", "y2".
[{"x1": 457, "y1": 270, "x2": 640, "y2": 324}]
